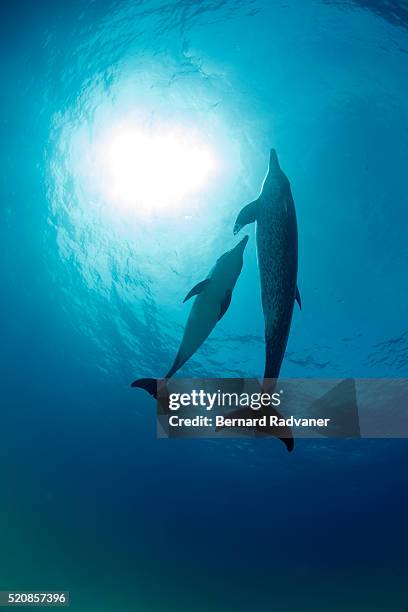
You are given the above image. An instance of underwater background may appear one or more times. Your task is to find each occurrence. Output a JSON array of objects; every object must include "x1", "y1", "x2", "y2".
[{"x1": 1, "y1": 0, "x2": 408, "y2": 610}]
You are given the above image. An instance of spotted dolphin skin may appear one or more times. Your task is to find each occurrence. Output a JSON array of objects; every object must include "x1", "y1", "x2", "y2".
[
  {"x1": 233, "y1": 149, "x2": 300, "y2": 451},
  {"x1": 234, "y1": 149, "x2": 300, "y2": 379},
  {"x1": 132, "y1": 235, "x2": 249, "y2": 397}
]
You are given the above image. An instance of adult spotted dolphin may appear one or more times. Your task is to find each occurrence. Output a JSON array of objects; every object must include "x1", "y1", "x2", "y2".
[
  {"x1": 232, "y1": 149, "x2": 300, "y2": 451},
  {"x1": 131, "y1": 235, "x2": 249, "y2": 398}
]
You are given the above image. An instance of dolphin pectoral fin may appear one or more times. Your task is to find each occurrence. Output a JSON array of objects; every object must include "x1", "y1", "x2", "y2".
[
  {"x1": 131, "y1": 377, "x2": 158, "y2": 399},
  {"x1": 233, "y1": 200, "x2": 258, "y2": 235},
  {"x1": 183, "y1": 279, "x2": 211, "y2": 303},
  {"x1": 218, "y1": 289, "x2": 232, "y2": 321},
  {"x1": 296, "y1": 286, "x2": 302, "y2": 309}
]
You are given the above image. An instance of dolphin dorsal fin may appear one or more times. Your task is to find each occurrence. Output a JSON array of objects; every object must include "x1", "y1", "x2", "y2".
[
  {"x1": 295, "y1": 286, "x2": 302, "y2": 310},
  {"x1": 183, "y1": 279, "x2": 211, "y2": 303},
  {"x1": 233, "y1": 200, "x2": 258, "y2": 235}
]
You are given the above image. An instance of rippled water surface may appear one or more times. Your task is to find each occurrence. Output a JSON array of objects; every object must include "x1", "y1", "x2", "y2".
[{"x1": 1, "y1": 1, "x2": 407, "y2": 610}]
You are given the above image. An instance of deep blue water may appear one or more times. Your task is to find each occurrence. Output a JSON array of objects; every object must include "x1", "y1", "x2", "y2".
[{"x1": 1, "y1": 1, "x2": 408, "y2": 610}]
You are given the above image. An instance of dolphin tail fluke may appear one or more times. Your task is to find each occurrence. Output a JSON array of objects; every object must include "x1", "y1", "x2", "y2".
[
  {"x1": 233, "y1": 200, "x2": 258, "y2": 235},
  {"x1": 131, "y1": 377, "x2": 158, "y2": 399},
  {"x1": 255, "y1": 406, "x2": 295, "y2": 453},
  {"x1": 215, "y1": 406, "x2": 294, "y2": 453},
  {"x1": 310, "y1": 378, "x2": 360, "y2": 438},
  {"x1": 279, "y1": 435, "x2": 294, "y2": 453}
]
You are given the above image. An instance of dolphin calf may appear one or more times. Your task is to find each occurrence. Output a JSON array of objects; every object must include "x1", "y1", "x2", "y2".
[
  {"x1": 132, "y1": 235, "x2": 249, "y2": 398},
  {"x1": 231, "y1": 149, "x2": 300, "y2": 451}
]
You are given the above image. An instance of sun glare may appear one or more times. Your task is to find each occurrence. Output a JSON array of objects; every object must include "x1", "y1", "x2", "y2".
[{"x1": 96, "y1": 124, "x2": 217, "y2": 212}]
